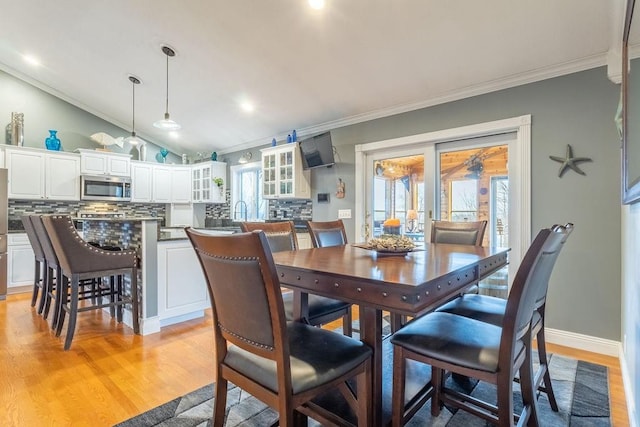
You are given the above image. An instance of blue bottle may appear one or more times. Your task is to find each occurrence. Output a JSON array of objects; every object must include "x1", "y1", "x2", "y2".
[
  {"x1": 271, "y1": 138, "x2": 277, "y2": 147},
  {"x1": 292, "y1": 129, "x2": 297, "y2": 142},
  {"x1": 287, "y1": 134, "x2": 292, "y2": 143},
  {"x1": 45, "y1": 130, "x2": 61, "y2": 151}
]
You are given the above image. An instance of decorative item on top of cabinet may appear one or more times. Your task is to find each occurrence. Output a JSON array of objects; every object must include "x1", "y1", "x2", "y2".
[
  {"x1": 260, "y1": 143, "x2": 310, "y2": 199},
  {"x1": 191, "y1": 161, "x2": 227, "y2": 203},
  {"x1": 45, "y1": 130, "x2": 61, "y2": 151}
]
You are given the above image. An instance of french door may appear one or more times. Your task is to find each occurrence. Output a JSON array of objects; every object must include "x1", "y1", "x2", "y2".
[{"x1": 355, "y1": 115, "x2": 531, "y2": 288}]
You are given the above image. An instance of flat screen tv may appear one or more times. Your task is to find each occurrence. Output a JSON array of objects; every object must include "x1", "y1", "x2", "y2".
[{"x1": 299, "y1": 132, "x2": 335, "y2": 169}]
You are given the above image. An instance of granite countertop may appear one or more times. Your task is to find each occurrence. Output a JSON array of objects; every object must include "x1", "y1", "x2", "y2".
[{"x1": 72, "y1": 216, "x2": 161, "y2": 222}]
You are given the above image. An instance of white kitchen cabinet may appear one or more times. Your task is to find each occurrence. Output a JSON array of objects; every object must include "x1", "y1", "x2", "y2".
[
  {"x1": 8, "y1": 233, "x2": 34, "y2": 290},
  {"x1": 260, "y1": 143, "x2": 310, "y2": 199},
  {"x1": 130, "y1": 161, "x2": 153, "y2": 202},
  {"x1": 5, "y1": 147, "x2": 80, "y2": 200},
  {"x1": 152, "y1": 166, "x2": 172, "y2": 203},
  {"x1": 171, "y1": 166, "x2": 192, "y2": 203},
  {"x1": 157, "y1": 240, "x2": 209, "y2": 326},
  {"x1": 191, "y1": 161, "x2": 227, "y2": 203},
  {"x1": 78, "y1": 149, "x2": 131, "y2": 177}
]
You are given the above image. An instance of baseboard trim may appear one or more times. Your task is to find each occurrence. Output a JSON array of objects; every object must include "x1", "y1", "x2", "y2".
[
  {"x1": 159, "y1": 310, "x2": 205, "y2": 328},
  {"x1": 545, "y1": 327, "x2": 620, "y2": 357},
  {"x1": 139, "y1": 316, "x2": 161, "y2": 336},
  {"x1": 619, "y1": 342, "x2": 638, "y2": 427}
]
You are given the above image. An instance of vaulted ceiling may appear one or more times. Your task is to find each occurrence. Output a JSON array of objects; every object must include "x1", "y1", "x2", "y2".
[{"x1": 0, "y1": 0, "x2": 624, "y2": 156}]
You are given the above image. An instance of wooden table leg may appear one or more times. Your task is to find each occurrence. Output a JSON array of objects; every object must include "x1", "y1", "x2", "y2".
[
  {"x1": 290, "y1": 290, "x2": 309, "y2": 323},
  {"x1": 360, "y1": 305, "x2": 383, "y2": 427}
]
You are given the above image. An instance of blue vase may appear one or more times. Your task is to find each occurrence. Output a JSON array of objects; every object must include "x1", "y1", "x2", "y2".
[{"x1": 45, "y1": 130, "x2": 61, "y2": 151}]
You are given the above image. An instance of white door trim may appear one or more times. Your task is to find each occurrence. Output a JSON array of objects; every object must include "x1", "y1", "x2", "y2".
[{"x1": 355, "y1": 114, "x2": 531, "y2": 278}]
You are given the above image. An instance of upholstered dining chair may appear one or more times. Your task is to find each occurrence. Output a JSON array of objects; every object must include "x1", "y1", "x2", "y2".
[
  {"x1": 306, "y1": 219, "x2": 349, "y2": 248},
  {"x1": 185, "y1": 228, "x2": 372, "y2": 427},
  {"x1": 240, "y1": 221, "x2": 352, "y2": 336},
  {"x1": 390, "y1": 226, "x2": 566, "y2": 426},
  {"x1": 435, "y1": 222, "x2": 574, "y2": 411},
  {"x1": 42, "y1": 215, "x2": 139, "y2": 350},
  {"x1": 21, "y1": 215, "x2": 47, "y2": 314},
  {"x1": 430, "y1": 219, "x2": 488, "y2": 246}
]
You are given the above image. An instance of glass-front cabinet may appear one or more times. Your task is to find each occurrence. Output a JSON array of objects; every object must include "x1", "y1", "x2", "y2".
[
  {"x1": 192, "y1": 161, "x2": 227, "y2": 203},
  {"x1": 260, "y1": 144, "x2": 310, "y2": 199}
]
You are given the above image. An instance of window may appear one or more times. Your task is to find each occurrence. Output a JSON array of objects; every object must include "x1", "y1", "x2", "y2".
[
  {"x1": 230, "y1": 162, "x2": 267, "y2": 221},
  {"x1": 449, "y1": 180, "x2": 478, "y2": 221}
]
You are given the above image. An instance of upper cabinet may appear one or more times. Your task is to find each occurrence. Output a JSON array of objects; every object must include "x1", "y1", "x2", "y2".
[
  {"x1": 78, "y1": 149, "x2": 131, "y2": 177},
  {"x1": 5, "y1": 147, "x2": 81, "y2": 200},
  {"x1": 131, "y1": 161, "x2": 192, "y2": 204},
  {"x1": 130, "y1": 161, "x2": 154, "y2": 203},
  {"x1": 261, "y1": 144, "x2": 310, "y2": 199},
  {"x1": 192, "y1": 161, "x2": 227, "y2": 203}
]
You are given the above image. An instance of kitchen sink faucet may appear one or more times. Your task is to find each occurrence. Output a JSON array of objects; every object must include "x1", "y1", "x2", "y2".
[{"x1": 234, "y1": 200, "x2": 248, "y2": 222}]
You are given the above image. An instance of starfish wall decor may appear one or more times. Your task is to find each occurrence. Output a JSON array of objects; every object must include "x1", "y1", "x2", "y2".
[{"x1": 549, "y1": 144, "x2": 592, "y2": 177}]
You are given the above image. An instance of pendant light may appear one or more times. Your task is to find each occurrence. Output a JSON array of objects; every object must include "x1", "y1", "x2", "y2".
[
  {"x1": 153, "y1": 45, "x2": 181, "y2": 130},
  {"x1": 124, "y1": 75, "x2": 145, "y2": 146}
]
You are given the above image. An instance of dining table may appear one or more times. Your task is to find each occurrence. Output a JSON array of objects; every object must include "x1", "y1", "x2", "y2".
[{"x1": 272, "y1": 242, "x2": 510, "y2": 427}]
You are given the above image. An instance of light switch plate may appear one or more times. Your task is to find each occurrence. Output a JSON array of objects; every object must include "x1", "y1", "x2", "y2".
[{"x1": 338, "y1": 209, "x2": 352, "y2": 219}]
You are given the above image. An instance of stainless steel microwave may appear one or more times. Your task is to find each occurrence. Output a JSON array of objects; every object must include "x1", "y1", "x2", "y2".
[{"x1": 81, "y1": 175, "x2": 131, "y2": 201}]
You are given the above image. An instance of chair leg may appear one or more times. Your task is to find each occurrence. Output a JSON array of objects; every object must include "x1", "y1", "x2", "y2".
[
  {"x1": 31, "y1": 260, "x2": 40, "y2": 308},
  {"x1": 536, "y1": 324, "x2": 559, "y2": 411},
  {"x1": 55, "y1": 274, "x2": 69, "y2": 336},
  {"x1": 63, "y1": 277, "x2": 80, "y2": 350},
  {"x1": 116, "y1": 275, "x2": 123, "y2": 322},
  {"x1": 519, "y1": 342, "x2": 539, "y2": 427},
  {"x1": 130, "y1": 270, "x2": 140, "y2": 334},
  {"x1": 356, "y1": 359, "x2": 371, "y2": 427},
  {"x1": 496, "y1": 365, "x2": 516, "y2": 427},
  {"x1": 342, "y1": 307, "x2": 353, "y2": 337},
  {"x1": 42, "y1": 266, "x2": 55, "y2": 319},
  {"x1": 213, "y1": 378, "x2": 228, "y2": 427},
  {"x1": 431, "y1": 366, "x2": 444, "y2": 417},
  {"x1": 390, "y1": 313, "x2": 405, "y2": 334},
  {"x1": 109, "y1": 276, "x2": 117, "y2": 318},
  {"x1": 392, "y1": 347, "x2": 407, "y2": 427}
]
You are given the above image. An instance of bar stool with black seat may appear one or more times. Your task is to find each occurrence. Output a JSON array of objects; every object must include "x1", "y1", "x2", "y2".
[
  {"x1": 240, "y1": 221, "x2": 353, "y2": 336},
  {"x1": 21, "y1": 215, "x2": 47, "y2": 314},
  {"x1": 42, "y1": 215, "x2": 139, "y2": 350},
  {"x1": 390, "y1": 226, "x2": 566, "y2": 426},
  {"x1": 186, "y1": 228, "x2": 372, "y2": 426},
  {"x1": 435, "y1": 223, "x2": 574, "y2": 412}
]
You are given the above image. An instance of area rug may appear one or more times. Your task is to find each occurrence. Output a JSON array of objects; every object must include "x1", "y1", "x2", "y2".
[{"x1": 115, "y1": 352, "x2": 610, "y2": 426}]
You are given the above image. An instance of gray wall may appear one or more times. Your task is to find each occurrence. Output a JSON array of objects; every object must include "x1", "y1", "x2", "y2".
[
  {"x1": 0, "y1": 70, "x2": 181, "y2": 163},
  {"x1": 229, "y1": 67, "x2": 622, "y2": 343}
]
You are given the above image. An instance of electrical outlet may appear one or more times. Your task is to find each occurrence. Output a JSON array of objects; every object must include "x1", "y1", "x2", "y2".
[{"x1": 338, "y1": 209, "x2": 352, "y2": 219}]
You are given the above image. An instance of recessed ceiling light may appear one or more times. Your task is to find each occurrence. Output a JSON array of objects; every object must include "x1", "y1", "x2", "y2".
[
  {"x1": 308, "y1": 0, "x2": 325, "y2": 10},
  {"x1": 23, "y1": 54, "x2": 41, "y2": 67},
  {"x1": 240, "y1": 101, "x2": 255, "y2": 113}
]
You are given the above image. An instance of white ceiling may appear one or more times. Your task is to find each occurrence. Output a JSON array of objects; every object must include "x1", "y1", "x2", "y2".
[{"x1": 0, "y1": 0, "x2": 624, "y2": 156}]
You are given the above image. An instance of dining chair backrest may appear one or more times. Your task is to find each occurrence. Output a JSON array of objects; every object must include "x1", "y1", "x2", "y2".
[
  {"x1": 186, "y1": 229, "x2": 288, "y2": 368},
  {"x1": 306, "y1": 219, "x2": 348, "y2": 247},
  {"x1": 30, "y1": 215, "x2": 59, "y2": 267},
  {"x1": 430, "y1": 220, "x2": 487, "y2": 246},
  {"x1": 42, "y1": 215, "x2": 136, "y2": 274},
  {"x1": 501, "y1": 226, "x2": 566, "y2": 355},
  {"x1": 21, "y1": 215, "x2": 45, "y2": 261},
  {"x1": 532, "y1": 222, "x2": 574, "y2": 309},
  {"x1": 239, "y1": 221, "x2": 298, "y2": 252}
]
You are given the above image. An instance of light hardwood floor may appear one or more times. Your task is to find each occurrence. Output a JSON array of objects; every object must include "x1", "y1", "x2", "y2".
[{"x1": 0, "y1": 293, "x2": 629, "y2": 426}]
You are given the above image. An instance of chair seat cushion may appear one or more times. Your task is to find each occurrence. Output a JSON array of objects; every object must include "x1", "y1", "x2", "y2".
[
  {"x1": 224, "y1": 322, "x2": 371, "y2": 394},
  {"x1": 436, "y1": 294, "x2": 507, "y2": 327},
  {"x1": 391, "y1": 312, "x2": 521, "y2": 373},
  {"x1": 282, "y1": 292, "x2": 351, "y2": 322}
]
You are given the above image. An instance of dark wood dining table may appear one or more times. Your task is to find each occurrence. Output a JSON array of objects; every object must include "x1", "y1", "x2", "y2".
[{"x1": 272, "y1": 243, "x2": 510, "y2": 427}]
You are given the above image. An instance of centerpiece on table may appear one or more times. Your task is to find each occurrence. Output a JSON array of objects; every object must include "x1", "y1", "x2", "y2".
[{"x1": 358, "y1": 218, "x2": 416, "y2": 256}]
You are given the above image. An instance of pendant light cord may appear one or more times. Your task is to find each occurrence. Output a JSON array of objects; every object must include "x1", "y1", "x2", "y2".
[{"x1": 165, "y1": 53, "x2": 169, "y2": 116}]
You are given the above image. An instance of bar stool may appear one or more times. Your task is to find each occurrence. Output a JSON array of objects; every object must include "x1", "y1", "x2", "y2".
[
  {"x1": 21, "y1": 215, "x2": 47, "y2": 314},
  {"x1": 42, "y1": 215, "x2": 139, "y2": 350}
]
